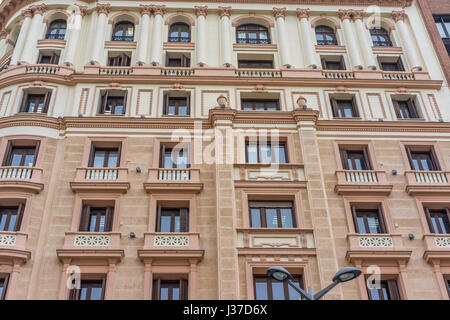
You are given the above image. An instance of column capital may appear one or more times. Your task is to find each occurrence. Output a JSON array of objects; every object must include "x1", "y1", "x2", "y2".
[
  {"x1": 153, "y1": 5, "x2": 166, "y2": 16},
  {"x1": 76, "y1": 5, "x2": 88, "y2": 17},
  {"x1": 139, "y1": 4, "x2": 154, "y2": 16},
  {"x1": 96, "y1": 3, "x2": 111, "y2": 16},
  {"x1": 0, "y1": 29, "x2": 8, "y2": 40},
  {"x1": 218, "y1": 6, "x2": 232, "y2": 18},
  {"x1": 194, "y1": 6, "x2": 208, "y2": 18},
  {"x1": 338, "y1": 9, "x2": 353, "y2": 21},
  {"x1": 296, "y1": 8, "x2": 310, "y2": 20},
  {"x1": 21, "y1": 8, "x2": 33, "y2": 19},
  {"x1": 30, "y1": 4, "x2": 47, "y2": 16},
  {"x1": 351, "y1": 10, "x2": 364, "y2": 21},
  {"x1": 392, "y1": 10, "x2": 406, "y2": 23},
  {"x1": 272, "y1": 7, "x2": 287, "y2": 19}
]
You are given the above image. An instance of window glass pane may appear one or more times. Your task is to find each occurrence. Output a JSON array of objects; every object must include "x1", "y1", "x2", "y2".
[
  {"x1": 368, "y1": 287, "x2": 380, "y2": 300},
  {"x1": 255, "y1": 281, "x2": 268, "y2": 300},
  {"x1": 420, "y1": 159, "x2": 430, "y2": 171},
  {"x1": 381, "y1": 287, "x2": 390, "y2": 300},
  {"x1": 160, "y1": 287, "x2": 169, "y2": 300},
  {"x1": 288, "y1": 280, "x2": 302, "y2": 300},
  {"x1": 98, "y1": 215, "x2": 106, "y2": 232},
  {"x1": 274, "y1": 145, "x2": 286, "y2": 163},
  {"x1": 343, "y1": 104, "x2": 354, "y2": 118},
  {"x1": 271, "y1": 281, "x2": 285, "y2": 300},
  {"x1": 265, "y1": 209, "x2": 278, "y2": 228},
  {"x1": 168, "y1": 106, "x2": 176, "y2": 115},
  {"x1": 412, "y1": 159, "x2": 420, "y2": 171},
  {"x1": 24, "y1": 154, "x2": 35, "y2": 167},
  {"x1": 0, "y1": 214, "x2": 6, "y2": 231},
  {"x1": 107, "y1": 151, "x2": 119, "y2": 168},
  {"x1": 164, "y1": 151, "x2": 173, "y2": 168},
  {"x1": 113, "y1": 104, "x2": 124, "y2": 115},
  {"x1": 356, "y1": 216, "x2": 367, "y2": 233},
  {"x1": 260, "y1": 144, "x2": 271, "y2": 163},
  {"x1": 90, "y1": 287, "x2": 103, "y2": 300},
  {"x1": 174, "y1": 215, "x2": 181, "y2": 232},
  {"x1": 80, "y1": 287, "x2": 88, "y2": 300},
  {"x1": 89, "y1": 215, "x2": 97, "y2": 232},
  {"x1": 10, "y1": 154, "x2": 22, "y2": 166},
  {"x1": 172, "y1": 287, "x2": 180, "y2": 300},
  {"x1": 178, "y1": 106, "x2": 188, "y2": 115},
  {"x1": 7, "y1": 214, "x2": 16, "y2": 231},
  {"x1": 0, "y1": 286, "x2": 3, "y2": 300},
  {"x1": 353, "y1": 158, "x2": 363, "y2": 170},
  {"x1": 160, "y1": 215, "x2": 171, "y2": 232},
  {"x1": 93, "y1": 151, "x2": 106, "y2": 167},
  {"x1": 250, "y1": 208, "x2": 261, "y2": 227},
  {"x1": 247, "y1": 144, "x2": 258, "y2": 163},
  {"x1": 367, "y1": 216, "x2": 381, "y2": 234},
  {"x1": 280, "y1": 208, "x2": 293, "y2": 228}
]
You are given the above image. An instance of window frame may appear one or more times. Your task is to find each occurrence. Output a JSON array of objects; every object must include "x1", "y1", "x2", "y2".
[
  {"x1": 241, "y1": 99, "x2": 280, "y2": 111},
  {"x1": 393, "y1": 98, "x2": 419, "y2": 119},
  {"x1": 0, "y1": 274, "x2": 9, "y2": 300},
  {"x1": 152, "y1": 278, "x2": 188, "y2": 300},
  {"x1": 79, "y1": 205, "x2": 114, "y2": 233},
  {"x1": 378, "y1": 56, "x2": 405, "y2": 71},
  {"x1": 253, "y1": 275, "x2": 303, "y2": 300},
  {"x1": 340, "y1": 148, "x2": 371, "y2": 170},
  {"x1": 45, "y1": 19, "x2": 67, "y2": 40},
  {"x1": 20, "y1": 91, "x2": 51, "y2": 114},
  {"x1": 156, "y1": 206, "x2": 189, "y2": 233},
  {"x1": 163, "y1": 94, "x2": 191, "y2": 116},
  {"x1": 330, "y1": 97, "x2": 359, "y2": 118},
  {"x1": 245, "y1": 141, "x2": 288, "y2": 164},
  {"x1": 168, "y1": 23, "x2": 191, "y2": 43},
  {"x1": 405, "y1": 147, "x2": 441, "y2": 171},
  {"x1": 165, "y1": 52, "x2": 190, "y2": 68},
  {"x1": 69, "y1": 278, "x2": 106, "y2": 300},
  {"x1": 99, "y1": 90, "x2": 128, "y2": 115},
  {"x1": 315, "y1": 26, "x2": 338, "y2": 46},
  {"x1": 0, "y1": 204, "x2": 25, "y2": 232},
  {"x1": 321, "y1": 56, "x2": 346, "y2": 70},
  {"x1": 159, "y1": 144, "x2": 190, "y2": 169},
  {"x1": 236, "y1": 24, "x2": 271, "y2": 44},
  {"x1": 249, "y1": 201, "x2": 296, "y2": 228},
  {"x1": 424, "y1": 207, "x2": 450, "y2": 234},
  {"x1": 107, "y1": 53, "x2": 131, "y2": 67},
  {"x1": 88, "y1": 145, "x2": 121, "y2": 168},
  {"x1": 370, "y1": 28, "x2": 393, "y2": 47},
  {"x1": 351, "y1": 205, "x2": 387, "y2": 234},
  {"x1": 112, "y1": 22, "x2": 135, "y2": 41},
  {"x1": 37, "y1": 51, "x2": 60, "y2": 65},
  {"x1": 3, "y1": 142, "x2": 39, "y2": 167},
  {"x1": 367, "y1": 279, "x2": 401, "y2": 300}
]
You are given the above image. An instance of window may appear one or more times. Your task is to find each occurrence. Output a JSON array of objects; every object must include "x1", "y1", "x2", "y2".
[
  {"x1": 236, "y1": 24, "x2": 270, "y2": 44},
  {"x1": 160, "y1": 144, "x2": 189, "y2": 169},
  {"x1": 446, "y1": 276, "x2": 450, "y2": 298},
  {"x1": 249, "y1": 201, "x2": 295, "y2": 228},
  {"x1": 88, "y1": 146, "x2": 121, "y2": 168},
  {"x1": 330, "y1": 98, "x2": 359, "y2": 118},
  {"x1": 245, "y1": 141, "x2": 287, "y2": 164},
  {"x1": 0, "y1": 205, "x2": 24, "y2": 232},
  {"x1": 434, "y1": 15, "x2": 450, "y2": 56},
  {"x1": 156, "y1": 207, "x2": 189, "y2": 232},
  {"x1": 112, "y1": 22, "x2": 134, "y2": 41},
  {"x1": 20, "y1": 92, "x2": 51, "y2": 113},
  {"x1": 393, "y1": 99, "x2": 419, "y2": 119},
  {"x1": 321, "y1": 56, "x2": 345, "y2": 70},
  {"x1": 169, "y1": 23, "x2": 190, "y2": 42},
  {"x1": 238, "y1": 60, "x2": 273, "y2": 69},
  {"x1": 152, "y1": 279, "x2": 188, "y2": 300},
  {"x1": 46, "y1": 19, "x2": 66, "y2": 40},
  {"x1": 2, "y1": 142, "x2": 39, "y2": 167},
  {"x1": 79, "y1": 206, "x2": 114, "y2": 232},
  {"x1": 108, "y1": 53, "x2": 131, "y2": 66},
  {"x1": 0, "y1": 275, "x2": 9, "y2": 300},
  {"x1": 37, "y1": 51, "x2": 60, "y2": 64},
  {"x1": 242, "y1": 99, "x2": 279, "y2": 111},
  {"x1": 370, "y1": 28, "x2": 393, "y2": 47},
  {"x1": 424, "y1": 208, "x2": 450, "y2": 234},
  {"x1": 340, "y1": 149, "x2": 371, "y2": 170},
  {"x1": 99, "y1": 91, "x2": 127, "y2": 115},
  {"x1": 378, "y1": 57, "x2": 405, "y2": 71},
  {"x1": 315, "y1": 26, "x2": 337, "y2": 46},
  {"x1": 367, "y1": 279, "x2": 401, "y2": 300},
  {"x1": 254, "y1": 275, "x2": 302, "y2": 300},
  {"x1": 405, "y1": 147, "x2": 440, "y2": 171},
  {"x1": 351, "y1": 205, "x2": 387, "y2": 234},
  {"x1": 69, "y1": 279, "x2": 105, "y2": 300},
  {"x1": 163, "y1": 94, "x2": 190, "y2": 116},
  {"x1": 165, "y1": 52, "x2": 190, "y2": 68}
]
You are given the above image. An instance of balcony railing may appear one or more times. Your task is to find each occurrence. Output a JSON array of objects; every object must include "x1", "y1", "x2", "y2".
[
  {"x1": 322, "y1": 70, "x2": 355, "y2": 79},
  {"x1": 99, "y1": 66, "x2": 132, "y2": 76},
  {"x1": 405, "y1": 170, "x2": 450, "y2": 195},
  {"x1": 236, "y1": 38, "x2": 270, "y2": 44},
  {"x1": 71, "y1": 167, "x2": 129, "y2": 192},
  {"x1": 0, "y1": 166, "x2": 43, "y2": 184},
  {"x1": 382, "y1": 71, "x2": 414, "y2": 80},
  {"x1": 143, "y1": 232, "x2": 200, "y2": 249},
  {"x1": 335, "y1": 170, "x2": 392, "y2": 195},
  {"x1": 168, "y1": 36, "x2": 191, "y2": 43},
  {"x1": 84, "y1": 168, "x2": 121, "y2": 180},
  {"x1": 111, "y1": 35, "x2": 134, "y2": 42},
  {"x1": 62, "y1": 232, "x2": 121, "y2": 249},
  {"x1": 0, "y1": 231, "x2": 28, "y2": 251},
  {"x1": 144, "y1": 168, "x2": 202, "y2": 193},
  {"x1": 26, "y1": 64, "x2": 60, "y2": 74},
  {"x1": 45, "y1": 33, "x2": 65, "y2": 40},
  {"x1": 372, "y1": 40, "x2": 393, "y2": 47},
  {"x1": 347, "y1": 233, "x2": 405, "y2": 251},
  {"x1": 161, "y1": 67, "x2": 194, "y2": 76},
  {"x1": 317, "y1": 40, "x2": 338, "y2": 46},
  {"x1": 235, "y1": 68, "x2": 281, "y2": 78}
]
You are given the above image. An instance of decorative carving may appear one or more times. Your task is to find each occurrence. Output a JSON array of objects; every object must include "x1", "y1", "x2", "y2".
[
  {"x1": 218, "y1": 6, "x2": 232, "y2": 18},
  {"x1": 96, "y1": 3, "x2": 111, "y2": 16},
  {"x1": 154, "y1": 235, "x2": 189, "y2": 246},
  {"x1": 194, "y1": 6, "x2": 208, "y2": 18},
  {"x1": 77, "y1": 5, "x2": 88, "y2": 17},
  {"x1": 217, "y1": 94, "x2": 228, "y2": 108},
  {"x1": 30, "y1": 4, "x2": 46, "y2": 16},
  {"x1": 0, "y1": 233, "x2": 16, "y2": 246},
  {"x1": 0, "y1": 29, "x2": 7, "y2": 40},
  {"x1": 338, "y1": 9, "x2": 353, "y2": 21},
  {"x1": 21, "y1": 8, "x2": 33, "y2": 18},
  {"x1": 139, "y1": 4, "x2": 154, "y2": 16},
  {"x1": 272, "y1": 7, "x2": 287, "y2": 19},
  {"x1": 358, "y1": 236, "x2": 394, "y2": 247},
  {"x1": 253, "y1": 84, "x2": 267, "y2": 92},
  {"x1": 296, "y1": 8, "x2": 310, "y2": 20},
  {"x1": 153, "y1": 5, "x2": 166, "y2": 17},
  {"x1": 392, "y1": 10, "x2": 406, "y2": 23},
  {"x1": 334, "y1": 86, "x2": 348, "y2": 93},
  {"x1": 73, "y1": 234, "x2": 111, "y2": 246},
  {"x1": 396, "y1": 87, "x2": 410, "y2": 94},
  {"x1": 170, "y1": 82, "x2": 185, "y2": 91},
  {"x1": 434, "y1": 237, "x2": 450, "y2": 248},
  {"x1": 296, "y1": 96, "x2": 308, "y2": 108},
  {"x1": 352, "y1": 10, "x2": 364, "y2": 21}
]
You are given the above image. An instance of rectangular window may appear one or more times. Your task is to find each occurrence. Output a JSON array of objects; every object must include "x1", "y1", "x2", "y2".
[
  {"x1": 107, "y1": 53, "x2": 131, "y2": 66},
  {"x1": 99, "y1": 91, "x2": 127, "y2": 115},
  {"x1": 69, "y1": 279, "x2": 106, "y2": 300},
  {"x1": 20, "y1": 92, "x2": 51, "y2": 113},
  {"x1": 340, "y1": 149, "x2": 371, "y2": 170},
  {"x1": 152, "y1": 279, "x2": 188, "y2": 300},
  {"x1": 0, "y1": 204, "x2": 25, "y2": 232},
  {"x1": 351, "y1": 205, "x2": 387, "y2": 234},
  {"x1": 367, "y1": 279, "x2": 401, "y2": 300},
  {"x1": 165, "y1": 52, "x2": 190, "y2": 67},
  {"x1": 393, "y1": 99, "x2": 419, "y2": 119},
  {"x1": 321, "y1": 57, "x2": 345, "y2": 70},
  {"x1": 330, "y1": 98, "x2": 359, "y2": 118},
  {"x1": 241, "y1": 99, "x2": 279, "y2": 111},
  {"x1": 2, "y1": 142, "x2": 39, "y2": 167},
  {"x1": 37, "y1": 51, "x2": 60, "y2": 64},
  {"x1": 159, "y1": 144, "x2": 189, "y2": 169},
  {"x1": 0, "y1": 275, "x2": 9, "y2": 300},
  {"x1": 79, "y1": 206, "x2": 114, "y2": 232},
  {"x1": 238, "y1": 60, "x2": 273, "y2": 69},
  {"x1": 88, "y1": 146, "x2": 121, "y2": 168},
  {"x1": 424, "y1": 208, "x2": 450, "y2": 234},
  {"x1": 406, "y1": 147, "x2": 440, "y2": 171},
  {"x1": 245, "y1": 141, "x2": 287, "y2": 164},
  {"x1": 434, "y1": 15, "x2": 450, "y2": 56},
  {"x1": 254, "y1": 275, "x2": 302, "y2": 300},
  {"x1": 249, "y1": 201, "x2": 295, "y2": 228},
  {"x1": 163, "y1": 94, "x2": 190, "y2": 116},
  {"x1": 378, "y1": 57, "x2": 405, "y2": 71},
  {"x1": 156, "y1": 207, "x2": 189, "y2": 232}
]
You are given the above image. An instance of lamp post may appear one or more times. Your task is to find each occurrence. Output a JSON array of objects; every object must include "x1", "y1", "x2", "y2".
[{"x1": 266, "y1": 266, "x2": 362, "y2": 300}]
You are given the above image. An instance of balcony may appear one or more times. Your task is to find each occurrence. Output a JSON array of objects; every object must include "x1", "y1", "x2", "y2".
[
  {"x1": 26, "y1": 64, "x2": 60, "y2": 75},
  {"x1": 404, "y1": 170, "x2": 450, "y2": 195},
  {"x1": 70, "y1": 167, "x2": 130, "y2": 193},
  {"x1": 161, "y1": 67, "x2": 194, "y2": 77},
  {"x1": 235, "y1": 68, "x2": 281, "y2": 78},
  {"x1": 335, "y1": 169, "x2": 393, "y2": 195},
  {"x1": 322, "y1": 70, "x2": 355, "y2": 79},
  {"x1": 233, "y1": 163, "x2": 306, "y2": 188},
  {"x1": 99, "y1": 66, "x2": 132, "y2": 76},
  {"x1": 144, "y1": 168, "x2": 203, "y2": 193},
  {"x1": 0, "y1": 231, "x2": 31, "y2": 264},
  {"x1": 0, "y1": 166, "x2": 44, "y2": 193},
  {"x1": 423, "y1": 234, "x2": 450, "y2": 264}
]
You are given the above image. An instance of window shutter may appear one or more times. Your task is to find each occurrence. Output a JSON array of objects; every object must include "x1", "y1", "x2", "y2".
[
  {"x1": 446, "y1": 208, "x2": 450, "y2": 233},
  {"x1": 79, "y1": 205, "x2": 91, "y2": 231},
  {"x1": 351, "y1": 206, "x2": 359, "y2": 233},
  {"x1": 392, "y1": 100, "x2": 401, "y2": 118},
  {"x1": 387, "y1": 280, "x2": 401, "y2": 300},
  {"x1": 2, "y1": 141, "x2": 12, "y2": 166},
  {"x1": 186, "y1": 94, "x2": 190, "y2": 115},
  {"x1": 429, "y1": 147, "x2": 441, "y2": 171},
  {"x1": 122, "y1": 90, "x2": 127, "y2": 115},
  {"x1": 163, "y1": 93, "x2": 169, "y2": 115},
  {"x1": 116, "y1": 143, "x2": 122, "y2": 167},
  {"x1": 101, "y1": 91, "x2": 109, "y2": 114},
  {"x1": 152, "y1": 278, "x2": 161, "y2": 300},
  {"x1": 88, "y1": 144, "x2": 96, "y2": 167},
  {"x1": 180, "y1": 208, "x2": 189, "y2": 232},
  {"x1": 20, "y1": 91, "x2": 29, "y2": 112},
  {"x1": 405, "y1": 147, "x2": 414, "y2": 170},
  {"x1": 362, "y1": 147, "x2": 371, "y2": 170},
  {"x1": 156, "y1": 205, "x2": 162, "y2": 232},
  {"x1": 377, "y1": 204, "x2": 388, "y2": 233},
  {"x1": 396, "y1": 57, "x2": 405, "y2": 72},
  {"x1": 320, "y1": 58, "x2": 326, "y2": 70},
  {"x1": 15, "y1": 202, "x2": 25, "y2": 232},
  {"x1": 165, "y1": 51, "x2": 169, "y2": 67},
  {"x1": 339, "y1": 56, "x2": 346, "y2": 70},
  {"x1": 330, "y1": 98, "x2": 338, "y2": 117},
  {"x1": 159, "y1": 144, "x2": 166, "y2": 168},
  {"x1": 340, "y1": 149, "x2": 349, "y2": 170},
  {"x1": 351, "y1": 97, "x2": 359, "y2": 117},
  {"x1": 408, "y1": 99, "x2": 419, "y2": 119},
  {"x1": 42, "y1": 91, "x2": 51, "y2": 113},
  {"x1": 377, "y1": 56, "x2": 383, "y2": 70},
  {"x1": 180, "y1": 279, "x2": 188, "y2": 300},
  {"x1": 105, "y1": 207, "x2": 114, "y2": 232},
  {"x1": 424, "y1": 208, "x2": 435, "y2": 233},
  {"x1": 100, "y1": 277, "x2": 106, "y2": 300},
  {"x1": 33, "y1": 140, "x2": 40, "y2": 166}
]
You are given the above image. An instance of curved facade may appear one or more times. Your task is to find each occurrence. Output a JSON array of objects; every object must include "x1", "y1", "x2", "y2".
[{"x1": 0, "y1": 0, "x2": 449, "y2": 300}]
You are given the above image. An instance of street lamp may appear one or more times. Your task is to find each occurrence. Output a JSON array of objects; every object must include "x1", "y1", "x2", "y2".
[{"x1": 266, "y1": 266, "x2": 362, "y2": 300}]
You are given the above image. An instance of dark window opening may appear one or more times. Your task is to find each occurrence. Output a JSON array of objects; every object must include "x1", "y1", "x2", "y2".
[
  {"x1": 88, "y1": 146, "x2": 121, "y2": 168},
  {"x1": 152, "y1": 279, "x2": 188, "y2": 300},
  {"x1": 2, "y1": 142, "x2": 39, "y2": 167},
  {"x1": 434, "y1": 15, "x2": 450, "y2": 56},
  {"x1": 165, "y1": 53, "x2": 190, "y2": 67},
  {"x1": 351, "y1": 205, "x2": 387, "y2": 234},
  {"x1": 37, "y1": 52, "x2": 60, "y2": 64},
  {"x1": 238, "y1": 60, "x2": 273, "y2": 69},
  {"x1": 242, "y1": 99, "x2": 279, "y2": 111},
  {"x1": 321, "y1": 57, "x2": 345, "y2": 70},
  {"x1": 156, "y1": 207, "x2": 189, "y2": 232},
  {"x1": 367, "y1": 279, "x2": 401, "y2": 300},
  {"x1": 378, "y1": 57, "x2": 405, "y2": 71},
  {"x1": 99, "y1": 91, "x2": 127, "y2": 115},
  {"x1": 79, "y1": 206, "x2": 114, "y2": 232},
  {"x1": 406, "y1": 147, "x2": 440, "y2": 171},
  {"x1": 236, "y1": 24, "x2": 270, "y2": 44},
  {"x1": 249, "y1": 201, "x2": 295, "y2": 228},
  {"x1": 254, "y1": 275, "x2": 302, "y2": 300},
  {"x1": 163, "y1": 94, "x2": 190, "y2": 116},
  {"x1": 393, "y1": 99, "x2": 419, "y2": 119},
  {"x1": 0, "y1": 204, "x2": 25, "y2": 232},
  {"x1": 370, "y1": 28, "x2": 393, "y2": 47},
  {"x1": 0, "y1": 275, "x2": 9, "y2": 300},
  {"x1": 69, "y1": 279, "x2": 106, "y2": 300},
  {"x1": 424, "y1": 208, "x2": 450, "y2": 234},
  {"x1": 330, "y1": 98, "x2": 359, "y2": 118},
  {"x1": 20, "y1": 92, "x2": 51, "y2": 113},
  {"x1": 340, "y1": 149, "x2": 371, "y2": 170},
  {"x1": 108, "y1": 53, "x2": 131, "y2": 66},
  {"x1": 46, "y1": 19, "x2": 66, "y2": 40},
  {"x1": 159, "y1": 144, "x2": 189, "y2": 169}
]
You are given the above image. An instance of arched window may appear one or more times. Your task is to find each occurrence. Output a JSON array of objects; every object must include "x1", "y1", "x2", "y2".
[
  {"x1": 46, "y1": 20, "x2": 67, "y2": 40},
  {"x1": 315, "y1": 26, "x2": 337, "y2": 46},
  {"x1": 370, "y1": 28, "x2": 392, "y2": 47},
  {"x1": 112, "y1": 22, "x2": 135, "y2": 41},
  {"x1": 169, "y1": 23, "x2": 190, "y2": 42},
  {"x1": 236, "y1": 24, "x2": 270, "y2": 44}
]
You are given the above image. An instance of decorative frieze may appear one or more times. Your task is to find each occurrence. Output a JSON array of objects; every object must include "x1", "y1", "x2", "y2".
[
  {"x1": 194, "y1": 6, "x2": 208, "y2": 18},
  {"x1": 0, "y1": 234, "x2": 16, "y2": 246},
  {"x1": 154, "y1": 235, "x2": 190, "y2": 246},
  {"x1": 73, "y1": 234, "x2": 111, "y2": 246},
  {"x1": 358, "y1": 236, "x2": 394, "y2": 247},
  {"x1": 218, "y1": 6, "x2": 232, "y2": 18}
]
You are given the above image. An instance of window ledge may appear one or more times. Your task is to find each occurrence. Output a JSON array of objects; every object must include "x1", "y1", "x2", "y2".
[{"x1": 332, "y1": 117, "x2": 362, "y2": 120}]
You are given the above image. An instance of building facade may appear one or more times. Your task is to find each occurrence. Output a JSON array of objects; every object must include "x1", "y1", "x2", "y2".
[{"x1": 0, "y1": 0, "x2": 449, "y2": 300}]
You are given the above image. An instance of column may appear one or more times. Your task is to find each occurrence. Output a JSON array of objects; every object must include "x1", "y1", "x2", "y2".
[
  {"x1": 4, "y1": 263, "x2": 21, "y2": 299},
  {"x1": 105, "y1": 263, "x2": 117, "y2": 300},
  {"x1": 0, "y1": 30, "x2": 8, "y2": 59},
  {"x1": 296, "y1": 9, "x2": 317, "y2": 68},
  {"x1": 64, "y1": 6, "x2": 87, "y2": 65},
  {"x1": 21, "y1": 4, "x2": 46, "y2": 63},
  {"x1": 338, "y1": 9, "x2": 363, "y2": 69},
  {"x1": 90, "y1": 3, "x2": 110, "y2": 64},
  {"x1": 137, "y1": 5, "x2": 153, "y2": 64},
  {"x1": 194, "y1": 6, "x2": 208, "y2": 66},
  {"x1": 150, "y1": 5, "x2": 165, "y2": 65},
  {"x1": 392, "y1": 10, "x2": 421, "y2": 70},
  {"x1": 353, "y1": 10, "x2": 377, "y2": 69},
  {"x1": 218, "y1": 6, "x2": 232, "y2": 66},
  {"x1": 10, "y1": 8, "x2": 33, "y2": 65},
  {"x1": 273, "y1": 7, "x2": 291, "y2": 67}
]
